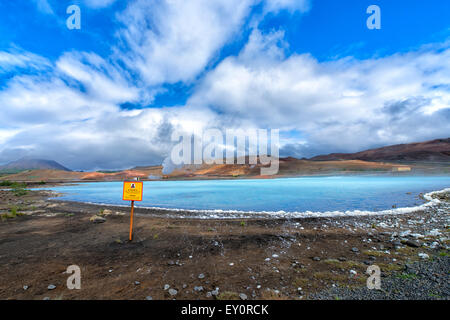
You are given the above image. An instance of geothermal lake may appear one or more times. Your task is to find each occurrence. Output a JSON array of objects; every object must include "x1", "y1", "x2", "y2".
[{"x1": 46, "y1": 176, "x2": 450, "y2": 217}]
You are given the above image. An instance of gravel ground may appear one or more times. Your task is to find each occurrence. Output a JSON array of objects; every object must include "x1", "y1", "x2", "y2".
[{"x1": 310, "y1": 256, "x2": 450, "y2": 300}]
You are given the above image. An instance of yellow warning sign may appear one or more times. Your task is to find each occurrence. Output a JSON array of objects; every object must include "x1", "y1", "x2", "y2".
[{"x1": 122, "y1": 181, "x2": 143, "y2": 201}]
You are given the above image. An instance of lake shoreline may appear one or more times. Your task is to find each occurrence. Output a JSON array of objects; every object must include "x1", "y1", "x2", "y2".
[
  {"x1": 0, "y1": 187, "x2": 448, "y2": 300},
  {"x1": 44, "y1": 186, "x2": 450, "y2": 220}
]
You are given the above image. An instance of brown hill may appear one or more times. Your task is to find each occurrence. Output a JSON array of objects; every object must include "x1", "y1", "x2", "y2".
[
  {"x1": 0, "y1": 159, "x2": 413, "y2": 183},
  {"x1": 309, "y1": 138, "x2": 450, "y2": 162}
]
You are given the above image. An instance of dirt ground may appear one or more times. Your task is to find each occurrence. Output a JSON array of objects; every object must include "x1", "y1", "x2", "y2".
[{"x1": 0, "y1": 188, "x2": 448, "y2": 300}]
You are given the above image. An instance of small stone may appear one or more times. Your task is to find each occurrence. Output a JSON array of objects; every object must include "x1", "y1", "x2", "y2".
[
  {"x1": 90, "y1": 215, "x2": 106, "y2": 223},
  {"x1": 135, "y1": 281, "x2": 140, "y2": 285},
  {"x1": 211, "y1": 289, "x2": 219, "y2": 296},
  {"x1": 265, "y1": 258, "x2": 271, "y2": 262},
  {"x1": 102, "y1": 209, "x2": 113, "y2": 216},
  {"x1": 163, "y1": 284, "x2": 170, "y2": 290},
  {"x1": 338, "y1": 257, "x2": 347, "y2": 262},
  {"x1": 402, "y1": 239, "x2": 421, "y2": 248},
  {"x1": 430, "y1": 242, "x2": 440, "y2": 249},
  {"x1": 23, "y1": 285, "x2": 29, "y2": 290},
  {"x1": 194, "y1": 286, "x2": 204, "y2": 292},
  {"x1": 239, "y1": 293, "x2": 248, "y2": 300},
  {"x1": 206, "y1": 292, "x2": 212, "y2": 298},
  {"x1": 169, "y1": 289, "x2": 178, "y2": 296},
  {"x1": 47, "y1": 284, "x2": 56, "y2": 290},
  {"x1": 182, "y1": 284, "x2": 187, "y2": 289},
  {"x1": 312, "y1": 257, "x2": 321, "y2": 261},
  {"x1": 418, "y1": 252, "x2": 429, "y2": 259},
  {"x1": 257, "y1": 285, "x2": 261, "y2": 289},
  {"x1": 43, "y1": 297, "x2": 50, "y2": 300},
  {"x1": 198, "y1": 273, "x2": 205, "y2": 279},
  {"x1": 145, "y1": 296, "x2": 153, "y2": 300},
  {"x1": 350, "y1": 270, "x2": 357, "y2": 275},
  {"x1": 272, "y1": 254, "x2": 279, "y2": 258},
  {"x1": 351, "y1": 247, "x2": 359, "y2": 253}
]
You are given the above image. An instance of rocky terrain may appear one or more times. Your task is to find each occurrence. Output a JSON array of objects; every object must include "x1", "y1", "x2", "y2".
[{"x1": 0, "y1": 186, "x2": 448, "y2": 300}]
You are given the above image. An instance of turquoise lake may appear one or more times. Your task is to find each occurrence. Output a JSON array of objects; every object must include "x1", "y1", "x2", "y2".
[{"x1": 46, "y1": 176, "x2": 450, "y2": 216}]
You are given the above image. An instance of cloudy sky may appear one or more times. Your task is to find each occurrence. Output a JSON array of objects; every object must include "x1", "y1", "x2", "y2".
[{"x1": 0, "y1": 0, "x2": 449, "y2": 170}]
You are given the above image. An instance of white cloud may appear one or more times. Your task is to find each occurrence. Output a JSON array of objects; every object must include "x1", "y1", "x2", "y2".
[
  {"x1": 0, "y1": 50, "x2": 51, "y2": 73},
  {"x1": 56, "y1": 52, "x2": 141, "y2": 104},
  {"x1": 84, "y1": 0, "x2": 117, "y2": 9},
  {"x1": 32, "y1": 0, "x2": 54, "y2": 15},
  {"x1": 115, "y1": 0, "x2": 310, "y2": 87},
  {"x1": 0, "y1": 2, "x2": 448, "y2": 168},
  {"x1": 189, "y1": 29, "x2": 450, "y2": 154},
  {"x1": 115, "y1": 0, "x2": 257, "y2": 86},
  {"x1": 264, "y1": 0, "x2": 310, "y2": 14}
]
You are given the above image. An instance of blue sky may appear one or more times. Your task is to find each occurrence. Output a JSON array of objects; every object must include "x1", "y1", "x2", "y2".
[{"x1": 0, "y1": 0, "x2": 449, "y2": 170}]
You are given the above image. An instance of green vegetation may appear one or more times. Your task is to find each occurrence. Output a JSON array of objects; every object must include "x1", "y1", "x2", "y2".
[
  {"x1": 397, "y1": 273, "x2": 418, "y2": 280},
  {"x1": 0, "y1": 206, "x2": 24, "y2": 220},
  {"x1": 0, "y1": 181, "x2": 28, "y2": 196},
  {"x1": 323, "y1": 258, "x2": 365, "y2": 269},
  {"x1": 12, "y1": 183, "x2": 28, "y2": 196},
  {"x1": 0, "y1": 180, "x2": 14, "y2": 187},
  {"x1": 438, "y1": 251, "x2": 449, "y2": 257},
  {"x1": 217, "y1": 291, "x2": 240, "y2": 300},
  {"x1": 240, "y1": 221, "x2": 246, "y2": 227}
]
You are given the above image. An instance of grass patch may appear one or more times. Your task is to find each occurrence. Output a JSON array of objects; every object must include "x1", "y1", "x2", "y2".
[
  {"x1": 397, "y1": 272, "x2": 418, "y2": 280},
  {"x1": 377, "y1": 263, "x2": 403, "y2": 273},
  {"x1": 9, "y1": 182, "x2": 28, "y2": 197},
  {"x1": 0, "y1": 206, "x2": 24, "y2": 220},
  {"x1": 0, "y1": 180, "x2": 14, "y2": 187},
  {"x1": 323, "y1": 259, "x2": 365, "y2": 269},
  {"x1": 396, "y1": 246, "x2": 417, "y2": 255},
  {"x1": 293, "y1": 278, "x2": 310, "y2": 289},
  {"x1": 313, "y1": 271, "x2": 349, "y2": 283},
  {"x1": 240, "y1": 221, "x2": 246, "y2": 227},
  {"x1": 363, "y1": 250, "x2": 389, "y2": 257},
  {"x1": 217, "y1": 291, "x2": 240, "y2": 300},
  {"x1": 260, "y1": 290, "x2": 289, "y2": 300},
  {"x1": 438, "y1": 251, "x2": 449, "y2": 257}
]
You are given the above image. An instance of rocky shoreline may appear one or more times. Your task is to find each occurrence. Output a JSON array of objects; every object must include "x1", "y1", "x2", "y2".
[{"x1": 0, "y1": 188, "x2": 448, "y2": 300}]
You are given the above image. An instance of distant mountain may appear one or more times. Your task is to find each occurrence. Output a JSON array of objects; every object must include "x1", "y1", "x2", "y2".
[
  {"x1": 309, "y1": 138, "x2": 450, "y2": 162},
  {"x1": 0, "y1": 158, "x2": 72, "y2": 172}
]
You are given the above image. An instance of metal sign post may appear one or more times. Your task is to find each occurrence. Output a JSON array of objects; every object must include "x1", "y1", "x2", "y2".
[{"x1": 122, "y1": 179, "x2": 143, "y2": 241}]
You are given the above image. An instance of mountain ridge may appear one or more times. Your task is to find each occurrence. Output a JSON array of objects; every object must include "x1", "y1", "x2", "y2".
[
  {"x1": 0, "y1": 158, "x2": 72, "y2": 172},
  {"x1": 309, "y1": 138, "x2": 450, "y2": 162}
]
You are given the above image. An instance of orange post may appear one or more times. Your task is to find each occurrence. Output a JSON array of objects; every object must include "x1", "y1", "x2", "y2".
[{"x1": 129, "y1": 200, "x2": 135, "y2": 241}]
